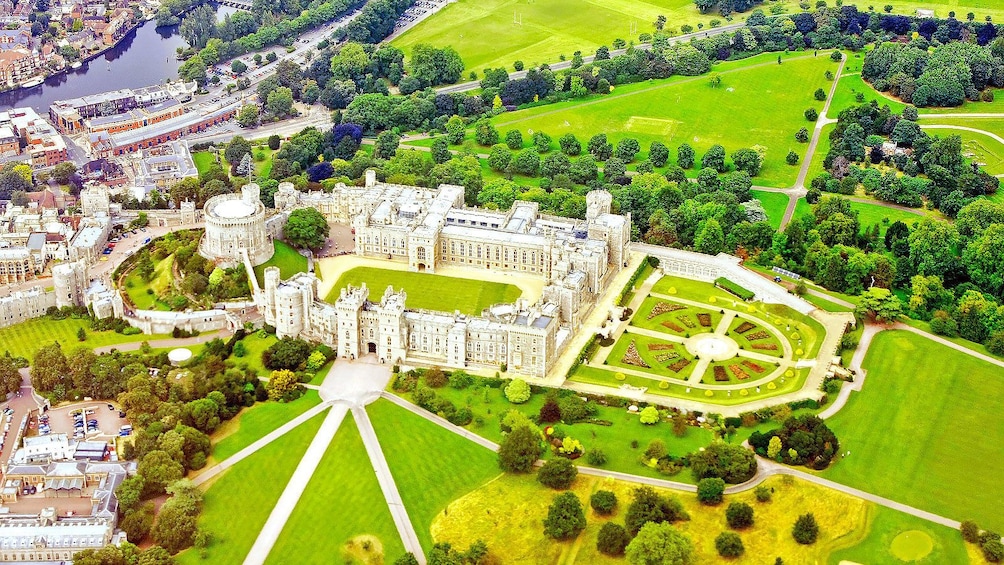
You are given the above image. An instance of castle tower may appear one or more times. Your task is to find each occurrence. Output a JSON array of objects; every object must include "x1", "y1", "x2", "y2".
[
  {"x1": 334, "y1": 283, "x2": 369, "y2": 359},
  {"x1": 586, "y1": 190, "x2": 612, "y2": 222},
  {"x1": 263, "y1": 266, "x2": 281, "y2": 326},
  {"x1": 273, "y1": 182, "x2": 298, "y2": 212},
  {"x1": 180, "y1": 200, "x2": 197, "y2": 225},
  {"x1": 52, "y1": 261, "x2": 86, "y2": 309},
  {"x1": 377, "y1": 286, "x2": 408, "y2": 363}
]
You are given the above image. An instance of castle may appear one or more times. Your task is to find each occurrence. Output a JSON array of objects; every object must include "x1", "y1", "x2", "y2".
[{"x1": 255, "y1": 171, "x2": 631, "y2": 377}]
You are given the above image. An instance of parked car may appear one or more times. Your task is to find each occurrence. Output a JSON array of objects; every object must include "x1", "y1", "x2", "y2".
[{"x1": 107, "y1": 404, "x2": 115, "y2": 411}]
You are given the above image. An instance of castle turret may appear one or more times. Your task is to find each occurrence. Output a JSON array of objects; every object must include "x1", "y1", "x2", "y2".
[
  {"x1": 335, "y1": 283, "x2": 369, "y2": 359},
  {"x1": 586, "y1": 189, "x2": 612, "y2": 221},
  {"x1": 52, "y1": 261, "x2": 86, "y2": 309}
]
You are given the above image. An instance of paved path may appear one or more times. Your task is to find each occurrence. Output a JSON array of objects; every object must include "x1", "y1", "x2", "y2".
[
  {"x1": 817, "y1": 322, "x2": 881, "y2": 419},
  {"x1": 353, "y1": 406, "x2": 426, "y2": 562},
  {"x1": 804, "y1": 287, "x2": 855, "y2": 309},
  {"x1": 242, "y1": 403, "x2": 350, "y2": 565},
  {"x1": 920, "y1": 112, "x2": 1004, "y2": 119},
  {"x1": 895, "y1": 323, "x2": 1004, "y2": 369},
  {"x1": 92, "y1": 331, "x2": 233, "y2": 354},
  {"x1": 921, "y1": 123, "x2": 1004, "y2": 145}
]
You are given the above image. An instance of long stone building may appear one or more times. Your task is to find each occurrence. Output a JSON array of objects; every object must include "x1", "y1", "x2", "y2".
[{"x1": 254, "y1": 172, "x2": 631, "y2": 377}]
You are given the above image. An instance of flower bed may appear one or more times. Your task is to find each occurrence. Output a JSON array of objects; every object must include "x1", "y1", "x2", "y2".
[
  {"x1": 728, "y1": 365, "x2": 750, "y2": 380},
  {"x1": 735, "y1": 321, "x2": 757, "y2": 334},
  {"x1": 713, "y1": 366, "x2": 729, "y2": 381},
  {"x1": 655, "y1": 352, "x2": 680, "y2": 363},
  {"x1": 622, "y1": 341, "x2": 650, "y2": 368},
  {"x1": 696, "y1": 313, "x2": 712, "y2": 327},
  {"x1": 741, "y1": 360, "x2": 765, "y2": 373},
  {"x1": 646, "y1": 301, "x2": 685, "y2": 320},
  {"x1": 661, "y1": 321, "x2": 685, "y2": 332},
  {"x1": 667, "y1": 359, "x2": 691, "y2": 373},
  {"x1": 647, "y1": 343, "x2": 676, "y2": 351},
  {"x1": 751, "y1": 343, "x2": 778, "y2": 351},
  {"x1": 747, "y1": 330, "x2": 770, "y2": 341},
  {"x1": 677, "y1": 316, "x2": 697, "y2": 329}
]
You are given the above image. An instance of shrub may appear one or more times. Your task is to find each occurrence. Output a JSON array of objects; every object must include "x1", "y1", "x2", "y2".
[
  {"x1": 697, "y1": 478, "x2": 726, "y2": 505},
  {"x1": 539, "y1": 398, "x2": 562, "y2": 423},
  {"x1": 537, "y1": 457, "x2": 578, "y2": 489},
  {"x1": 586, "y1": 448, "x2": 607, "y2": 466},
  {"x1": 792, "y1": 513, "x2": 819, "y2": 544},
  {"x1": 596, "y1": 523, "x2": 629, "y2": 556},
  {"x1": 726, "y1": 502, "x2": 754, "y2": 529},
  {"x1": 690, "y1": 443, "x2": 757, "y2": 483},
  {"x1": 983, "y1": 539, "x2": 1004, "y2": 562},
  {"x1": 961, "y1": 520, "x2": 980, "y2": 543},
  {"x1": 805, "y1": 108, "x2": 819, "y2": 121},
  {"x1": 448, "y1": 370, "x2": 474, "y2": 389},
  {"x1": 814, "y1": 88, "x2": 826, "y2": 101},
  {"x1": 625, "y1": 487, "x2": 690, "y2": 536},
  {"x1": 504, "y1": 378, "x2": 531, "y2": 403},
  {"x1": 497, "y1": 425, "x2": 541, "y2": 472},
  {"x1": 786, "y1": 150, "x2": 799, "y2": 165},
  {"x1": 715, "y1": 531, "x2": 744, "y2": 557},
  {"x1": 639, "y1": 405, "x2": 660, "y2": 424},
  {"x1": 424, "y1": 367, "x2": 447, "y2": 388},
  {"x1": 754, "y1": 485, "x2": 772, "y2": 502},
  {"x1": 543, "y1": 492, "x2": 586, "y2": 540},
  {"x1": 590, "y1": 490, "x2": 617, "y2": 515}
]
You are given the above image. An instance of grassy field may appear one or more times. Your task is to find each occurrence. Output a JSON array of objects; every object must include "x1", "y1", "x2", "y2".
[
  {"x1": 488, "y1": 52, "x2": 833, "y2": 187},
  {"x1": 324, "y1": 266, "x2": 521, "y2": 315},
  {"x1": 266, "y1": 414, "x2": 406, "y2": 565},
  {"x1": 367, "y1": 398, "x2": 500, "y2": 552},
  {"x1": 752, "y1": 190, "x2": 791, "y2": 230},
  {"x1": 192, "y1": 151, "x2": 217, "y2": 176},
  {"x1": 208, "y1": 390, "x2": 323, "y2": 464},
  {"x1": 121, "y1": 255, "x2": 173, "y2": 311},
  {"x1": 226, "y1": 331, "x2": 278, "y2": 377},
  {"x1": 0, "y1": 317, "x2": 166, "y2": 361},
  {"x1": 391, "y1": 0, "x2": 760, "y2": 77},
  {"x1": 829, "y1": 504, "x2": 969, "y2": 565},
  {"x1": 253, "y1": 240, "x2": 307, "y2": 285},
  {"x1": 177, "y1": 411, "x2": 326, "y2": 565},
  {"x1": 920, "y1": 124, "x2": 1004, "y2": 177},
  {"x1": 433, "y1": 473, "x2": 870, "y2": 564},
  {"x1": 823, "y1": 330, "x2": 1004, "y2": 532}
]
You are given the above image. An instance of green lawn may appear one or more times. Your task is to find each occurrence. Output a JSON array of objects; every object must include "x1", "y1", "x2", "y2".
[
  {"x1": 829, "y1": 72, "x2": 907, "y2": 115},
  {"x1": 391, "y1": 0, "x2": 763, "y2": 77},
  {"x1": 920, "y1": 124, "x2": 1004, "y2": 177},
  {"x1": 177, "y1": 411, "x2": 326, "y2": 565},
  {"x1": 192, "y1": 151, "x2": 217, "y2": 176},
  {"x1": 605, "y1": 331, "x2": 698, "y2": 381},
  {"x1": 828, "y1": 505, "x2": 969, "y2": 564},
  {"x1": 823, "y1": 330, "x2": 1004, "y2": 532},
  {"x1": 208, "y1": 390, "x2": 323, "y2": 463},
  {"x1": 0, "y1": 317, "x2": 166, "y2": 361},
  {"x1": 226, "y1": 332, "x2": 278, "y2": 377},
  {"x1": 367, "y1": 398, "x2": 500, "y2": 552},
  {"x1": 121, "y1": 255, "x2": 173, "y2": 311},
  {"x1": 253, "y1": 240, "x2": 307, "y2": 285},
  {"x1": 488, "y1": 52, "x2": 833, "y2": 187},
  {"x1": 265, "y1": 414, "x2": 406, "y2": 565},
  {"x1": 753, "y1": 190, "x2": 791, "y2": 230},
  {"x1": 324, "y1": 266, "x2": 521, "y2": 316}
]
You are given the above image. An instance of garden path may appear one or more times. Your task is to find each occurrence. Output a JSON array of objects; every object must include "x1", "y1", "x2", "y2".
[
  {"x1": 91, "y1": 330, "x2": 233, "y2": 354},
  {"x1": 817, "y1": 321, "x2": 882, "y2": 420}
]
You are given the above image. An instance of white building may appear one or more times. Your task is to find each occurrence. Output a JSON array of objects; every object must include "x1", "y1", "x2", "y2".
[{"x1": 199, "y1": 184, "x2": 273, "y2": 268}]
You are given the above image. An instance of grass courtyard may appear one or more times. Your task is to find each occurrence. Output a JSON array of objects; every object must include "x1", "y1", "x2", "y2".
[
  {"x1": 253, "y1": 240, "x2": 307, "y2": 285},
  {"x1": 488, "y1": 52, "x2": 833, "y2": 187},
  {"x1": 0, "y1": 317, "x2": 166, "y2": 361},
  {"x1": 391, "y1": 0, "x2": 748, "y2": 77},
  {"x1": 823, "y1": 330, "x2": 1004, "y2": 532},
  {"x1": 324, "y1": 266, "x2": 521, "y2": 316},
  {"x1": 121, "y1": 255, "x2": 173, "y2": 311},
  {"x1": 177, "y1": 411, "x2": 326, "y2": 565},
  {"x1": 367, "y1": 398, "x2": 500, "y2": 552},
  {"x1": 266, "y1": 414, "x2": 406, "y2": 565}
]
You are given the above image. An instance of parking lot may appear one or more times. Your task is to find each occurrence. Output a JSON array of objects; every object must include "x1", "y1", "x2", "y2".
[
  {"x1": 0, "y1": 376, "x2": 43, "y2": 465},
  {"x1": 42, "y1": 402, "x2": 129, "y2": 443}
]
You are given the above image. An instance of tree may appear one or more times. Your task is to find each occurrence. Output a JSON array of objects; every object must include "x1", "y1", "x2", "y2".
[
  {"x1": 431, "y1": 138, "x2": 452, "y2": 164},
  {"x1": 284, "y1": 207, "x2": 329, "y2": 250},
  {"x1": 374, "y1": 131, "x2": 400, "y2": 159},
  {"x1": 963, "y1": 224, "x2": 1004, "y2": 298},
  {"x1": 625, "y1": 522, "x2": 694, "y2": 565},
  {"x1": 408, "y1": 44, "x2": 464, "y2": 86},
  {"x1": 178, "y1": 54, "x2": 207, "y2": 85},
  {"x1": 625, "y1": 487, "x2": 689, "y2": 536},
  {"x1": 487, "y1": 144, "x2": 513, "y2": 172},
  {"x1": 689, "y1": 442, "x2": 756, "y2": 483},
  {"x1": 786, "y1": 150, "x2": 800, "y2": 165},
  {"x1": 497, "y1": 425, "x2": 541, "y2": 472},
  {"x1": 796, "y1": 127, "x2": 810, "y2": 142},
  {"x1": 505, "y1": 129, "x2": 524, "y2": 150},
  {"x1": 768, "y1": 436, "x2": 783, "y2": 459},
  {"x1": 504, "y1": 378, "x2": 531, "y2": 403},
  {"x1": 268, "y1": 135, "x2": 281, "y2": 150},
  {"x1": 805, "y1": 108, "x2": 819, "y2": 121},
  {"x1": 224, "y1": 136, "x2": 252, "y2": 165},
  {"x1": 726, "y1": 502, "x2": 754, "y2": 529},
  {"x1": 590, "y1": 490, "x2": 617, "y2": 514},
  {"x1": 814, "y1": 87, "x2": 827, "y2": 101},
  {"x1": 695, "y1": 218, "x2": 725, "y2": 255},
  {"x1": 151, "y1": 481, "x2": 201, "y2": 553},
  {"x1": 983, "y1": 539, "x2": 1004, "y2": 562},
  {"x1": 138, "y1": 451, "x2": 184, "y2": 497},
  {"x1": 394, "y1": 554, "x2": 420, "y2": 565},
  {"x1": 266, "y1": 369, "x2": 300, "y2": 401},
  {"x1": 855, "y1": 287, "x2": 903, "y2": 323},
  {"x1": 0, "y1": 355, "x2": 22, "y2": 396},
  {"x1": 266, "y1": 87, "x2": 295, "y2": 117},
  {"x1": 538, "y1": 457, "x2": 577, "y2": 489},
  {"x1": 639, "y1": 406, "x2": 660, "y2": 424},
  {"x1": 533, "y1": 131, "x2": 552, "y2": 153},
  {"x1": 231, "y1": 59, "x2": 248, "y2": 75},
  {"x1": 715, "y1": 532, "x2": 744, "y2": 557},
  {"x1": 731, "y1": 148, "x2": 762, "y2": 176},
  {"x1": 589, "y1": 134, "x2": 613, "y2": 161},
  {"x1": 793, "y1": 513, "x2": 819, "y2": 544},
  {"x1": 961, "y1": 520, "x2": 980, "y2": 543},
  {"x1": 474, "y1": 118, "x2": 499, "y2": 146},
  {"x1": 677, "y1": 143, "x2": 695, "y2": 168},
  {"x1": 697, "y1": 477, "x2": 725, "y2": 505},
  {"x1": 31, "y1": 342, "x2": 68, "y2": 393},
  {"x1": 543, "y1": 492, "x2": 586, "y2": 540},
  {"x1": 649, "y1": 141, "x2": 669, "y2": 167},
  {"x1": 559, "y1": 133, "x2": 581, "y2": 155},
  {"x1": 445, "y1": 116, "x2": 466, "y2": 144},
  {"x1": 597, "y1": 522, "x2": 630, "y2": 556},
  {"x1": 701, "y1": 144, "x2": 727, "y2": 172},
  {"x1": 616, "y1": 138, "x2": 641, "y2": 162},
  {"x1": 121, "y1": 501, "x2": 155, "y2": 543}
]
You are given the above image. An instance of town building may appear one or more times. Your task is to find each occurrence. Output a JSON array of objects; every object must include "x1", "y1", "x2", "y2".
[
  {"x1": 0, "y1": 47, "x2": 37, "y2": 90},
  {"x1": 48, "y1": 82, "x2": 196, "y2": 134},
  {"x1": 83, "y1": 98, "x2": 185, "y2": 135},
  {"x1": 0, "y1": 108, "x2": 67, "y2": 170},
  {"x1": 134, "y1": 140, "x2": 198, "y2": 191},
  {"x1": 0, "y1": 247, "x2": 35, "y2": 283}
]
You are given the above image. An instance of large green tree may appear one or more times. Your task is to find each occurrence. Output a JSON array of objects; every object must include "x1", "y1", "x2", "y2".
[
  {"x1": 625, "y1": 522, "x2": 694, "y2": 565},
  {"x1": 542, "y1": 492, "x2": 586, "y2": 539},
  {"x1": 283, "y1": 207, "x2": 329, "y2": 250},
  {"x1": 497, "y1": 425, "x2": 541, "y2": 472}
]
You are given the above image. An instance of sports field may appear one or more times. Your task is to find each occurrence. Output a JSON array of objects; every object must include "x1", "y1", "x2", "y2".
[
  {"x1": 324, "y1": 266, "x2": 521, "y2": 315},
  {"x1": 392, "y1": 0, "x2": 747, "y2": 77},
  {"x1": 491, "y1": 52, "x2": 833, "y2": 187},
  {"x1": 823, "y1": 330, "x2": 1004, "y2": 532}
]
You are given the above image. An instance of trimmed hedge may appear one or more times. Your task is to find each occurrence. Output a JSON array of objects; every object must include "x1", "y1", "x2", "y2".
[{"x1": 714, "y1": 277, "x2": 755, "y2": 301}]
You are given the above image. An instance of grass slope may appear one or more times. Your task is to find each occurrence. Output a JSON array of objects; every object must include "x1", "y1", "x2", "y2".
[
  {"x1": 177, "y1": 411, "x2": 326, "y2": 565},
  {"x1": 824, "y1": 330, "x2": 1004, "y2": 532},
  {"x1": 490, "y1": 52, "x2": 833, "y2": 187},
  {"x1": 253, "y1": 240, "x2": 307, "y2": 285},
  {"x1": 367, "y1": 398, "x2": 500, "y2": 552},
  {"x1": 122, "y1": 255, "x2": 173, "y2": 311},
  {"x1": 324, "y1": 266, "x2": 521, "y2": 316},
  {"x1": 753, "y1": 190, "x2": 791, "y2": 230},
  {"x1": 0, "y1": 317, "x2": 166, "y2": 361},
  {"x1": 265, "y1": 414, "x2": 406, "y2": 564},
  {"x1": 830, "y1": 504, "x2": 969, "y2": 565},
  {"x1": 208, "y1": 390, "x2": 323, "y2": 463}
]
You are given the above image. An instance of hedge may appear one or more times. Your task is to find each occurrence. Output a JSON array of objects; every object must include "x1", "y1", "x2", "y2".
[
  {"x1": 714, "y1": 277, "x2": 755, "y2": 301},
  {"x1": 567, "y1": 333, "x2": 600, "y2": 378},
  {"x1": 617, "y1": 256, "x2": 655, "y2": 306}
]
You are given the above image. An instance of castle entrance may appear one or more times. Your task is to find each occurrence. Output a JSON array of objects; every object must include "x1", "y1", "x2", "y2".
[{"x1": 367, "y1": 342, "x2": 377, "y2": 354}]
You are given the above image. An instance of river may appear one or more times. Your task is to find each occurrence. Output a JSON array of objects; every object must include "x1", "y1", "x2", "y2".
[{"x1": 0, "y1": 6, "x2": 239, "y2": 113}]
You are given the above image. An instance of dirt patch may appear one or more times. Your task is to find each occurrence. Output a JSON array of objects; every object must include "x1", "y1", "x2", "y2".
[{"x1": 342, "y1": 534, "x2": 384, "y2": 564}]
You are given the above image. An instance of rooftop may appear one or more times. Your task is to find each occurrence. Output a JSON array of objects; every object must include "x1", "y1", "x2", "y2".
[{"x1": 213, "y1": 198, "x2": 255, "y2": 219}]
